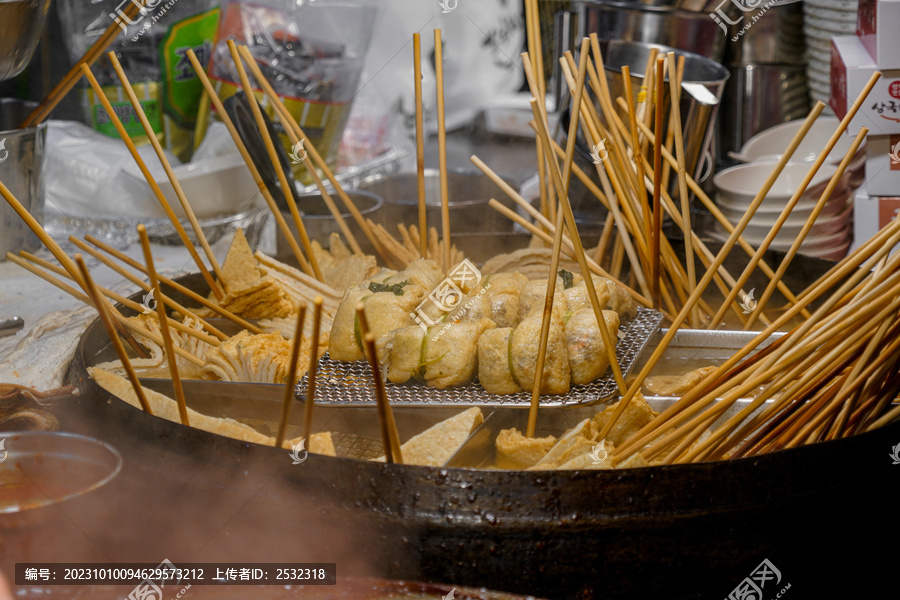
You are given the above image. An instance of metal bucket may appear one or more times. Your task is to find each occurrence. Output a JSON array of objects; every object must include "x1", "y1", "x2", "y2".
[
  {"x1": 719, "y1": 63, "x2": 811, "y2": 159},
  {"x1": 0, "y1": 98, "x2": 47, "y2": 259},
  {"x1": 577, "y1": 1, "x2": 728, "y2": 61},
  {"x1": 603, "y1": 41, "x2": 729, "y2": 192}
]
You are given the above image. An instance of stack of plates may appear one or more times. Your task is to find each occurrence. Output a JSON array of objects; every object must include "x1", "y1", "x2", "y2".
[
  {"x1": 803, "y1": 0, "x2": 860, "y2": 108},
  {"x1": 712, "y1": 162, "x2": 854, "y2": 261},
  {"x1": 728, "y1": 116, "x2": 867, "y2": 188}
]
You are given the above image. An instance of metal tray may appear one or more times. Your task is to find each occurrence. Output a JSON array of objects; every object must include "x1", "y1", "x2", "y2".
[{"x1": 299, "y1": 307, "x2": 664, "y2": 407}]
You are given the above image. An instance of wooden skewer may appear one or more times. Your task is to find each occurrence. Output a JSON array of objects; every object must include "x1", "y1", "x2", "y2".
[
  {"x1": 65, "y1": 238, "x2": 227, "y2": 341},
  {"x1": 106, "y1": 52, "x2": 227, "y2": 297},
  {"x1": 19, "y1": 251, "x2": 222, "y2": 348},
  {"x1": 706, "y1": 76, "x2": 879, "y2": 330},
  {"x1": 617, "y1": 96, "x2": 819, "y2": 318},
  {"x1": 599, "y1": 95, "x2": 859, "y2": 444},
  {"x1": 138, "y1": 225, "x2": 189, "y2": 425},
  {"x1": 660, "y1": 55, "x2": 685, "y2": 193},
  {"x1": 74, "y1": 254, "x2": 152, "y2": 415},
  {"x1": 227, "y1": 40, "x2": 323, "y2": 282},
  {"x1": 651, "y1": 56, "x2": 664, "y2": 310},
  {"x1": 413, "y1": 33, "x2": 429, "y2": 258},
  {"x1": 0, "y1": 174, "x2": 150, "y2": 358},
  {"x1": 18, "y1": 0, "x2": 147, "y2": 128},
  {"x1": 665, "y1": 52, "x2": 698, "y2": 327},
  {"x1": 434, "y1": 29, "x2": 452, "y2": 273},
  {"x1": 745, "y1": 128, "x2": 869, "y2": 328},
  {"x1": 79, "y1": 63, "x2": 223, "y2": 300},
  {"x1": 636, "y1": 47, "x2": 659, "y2": 155},
  {"x1": 621, "y1": 65, "x2": 651, "y2": 253},
  {"x1": 235, "y1": 44, "x2": 363, "y2": 257},
  {"x1": 183, "y1": 49, "x2": 312, "y2": 275},
  {"x1": 363, "y1": 331, "x2": 403, "y2": 464},
  {"x1": 302, "y1": 297, "x2": 324, "y2": 445},
  {"x1": 275, "y1": 305, "x2": 307, "y2": 447},
  {"x1": 5, "y1": 252, "x2": 204, "y2": 367},
  {"x1": 81, "y1": 234, "x2": 263, "y2": 334},
  {"x1": 530, "y1": 85, "x2": 628, "y2": 403}
]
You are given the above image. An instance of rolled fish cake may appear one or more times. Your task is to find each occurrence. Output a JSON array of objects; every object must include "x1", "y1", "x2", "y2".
[
  {"x1": 484, "y1": 272, "x2": 529, "y2": 328},
  {"x1": 381, "y1": 325, "x2": 426, "y2": 384},
  {"x1": 477, "y1": 327, "x2": 521, "y2": 394},
  {"x1": 563, "y1": 277, "x2": 612, "y2": 314},
  {"x1": 510, "y1": 304, "x2": 570, "y2": 394},
  {"x1": 328, "y1": 285, "x2": 370, "y2": 361},
  {"x1": 424, "y1": 317, "x2": 496, "y2": 389},
  {"x1": 565, "y1": 308, "x2": 620, "y2": 385}
]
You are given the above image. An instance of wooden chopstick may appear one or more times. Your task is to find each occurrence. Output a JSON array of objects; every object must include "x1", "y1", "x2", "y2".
[
  {"x1": 18, "y1": 0, "x2": 147, "y2": 128},
  {"x1": 275, "y1": 305, "x2": 307, "y2": 447},
  {"x1": 138, "y1": 225, "x2": 189, "y2": 425},
  {"x1": 74, "y1": 254, "x2": 153, "y2": 415},
  {"x1": 434, "y1": 29, "x2": 452, "y2": 273}
]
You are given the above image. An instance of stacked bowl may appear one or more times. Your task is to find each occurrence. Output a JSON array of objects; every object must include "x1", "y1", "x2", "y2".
[
  {"x1": 803, "y1": 0, "x2": 859, "y2": 108},
  {"x1": 714, "y1": 118, "x2": 862, "y2": 261}
]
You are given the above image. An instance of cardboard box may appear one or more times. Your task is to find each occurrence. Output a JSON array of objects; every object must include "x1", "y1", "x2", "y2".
[
  {"x1": 852, "y1": 184, "x2": 900, "y2": 254},
  {"x1": 830, "y1": 36, "x2": 900, "y2": 136},
  {"x1": 865, "y1": 134, "x2": 900, "y2": 195},
  {"x1": 857, "y1": 0, "x2": 900, "y2": 70}
]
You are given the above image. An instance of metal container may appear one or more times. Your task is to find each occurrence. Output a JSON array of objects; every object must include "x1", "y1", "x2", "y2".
[
  {"x1": 66, "y1": 307, "x2": 898, "y2": 598},
  {"x1": 577, "y1": 1, "x2": 728, "y2": 61},
  {"x1": 0, "y1": 0, "x2": 51, "y2": 81},
  {"x1": 276, "y1": 190, "x2": 383, "y2": 261},
  {"x1": 604, "y1": 41, "x2": 729, "y2": 191},
  {"x1": 358, "y1": 169, "x2": 519, "y2": 236},
  {"x1": 723, "y1": 0, "x2": 807, "y2": 65},
  {"x1": 0, "y1": 98, "x2": 46, "y2": 259},
  {"x1": 720, "y1": 63, "x2": 811, "y2": 158}
]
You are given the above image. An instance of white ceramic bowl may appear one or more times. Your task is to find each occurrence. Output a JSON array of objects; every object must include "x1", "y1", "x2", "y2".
[
  {"x1": 730, "y1": 117, "x2": 862, "y2": 165},
  {"x1": 714, "y1": 162, "x2": 841, "y2": 207}
]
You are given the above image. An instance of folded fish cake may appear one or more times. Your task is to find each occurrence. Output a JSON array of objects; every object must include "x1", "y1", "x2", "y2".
[
  {"x1": 510, "y1": 304, "x2": 570, "y2": 395},
  {"x1": 477, "y1": 327, "x2": 521, "y2": 394},
  {"x1": 565, "y1": 308, "x2": 620, "y2": 385}
]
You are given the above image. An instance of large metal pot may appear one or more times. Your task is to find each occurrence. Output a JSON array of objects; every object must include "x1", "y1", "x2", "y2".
[{"x1": 57, "y1": 262, "x2": 897, "y2": 600}]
